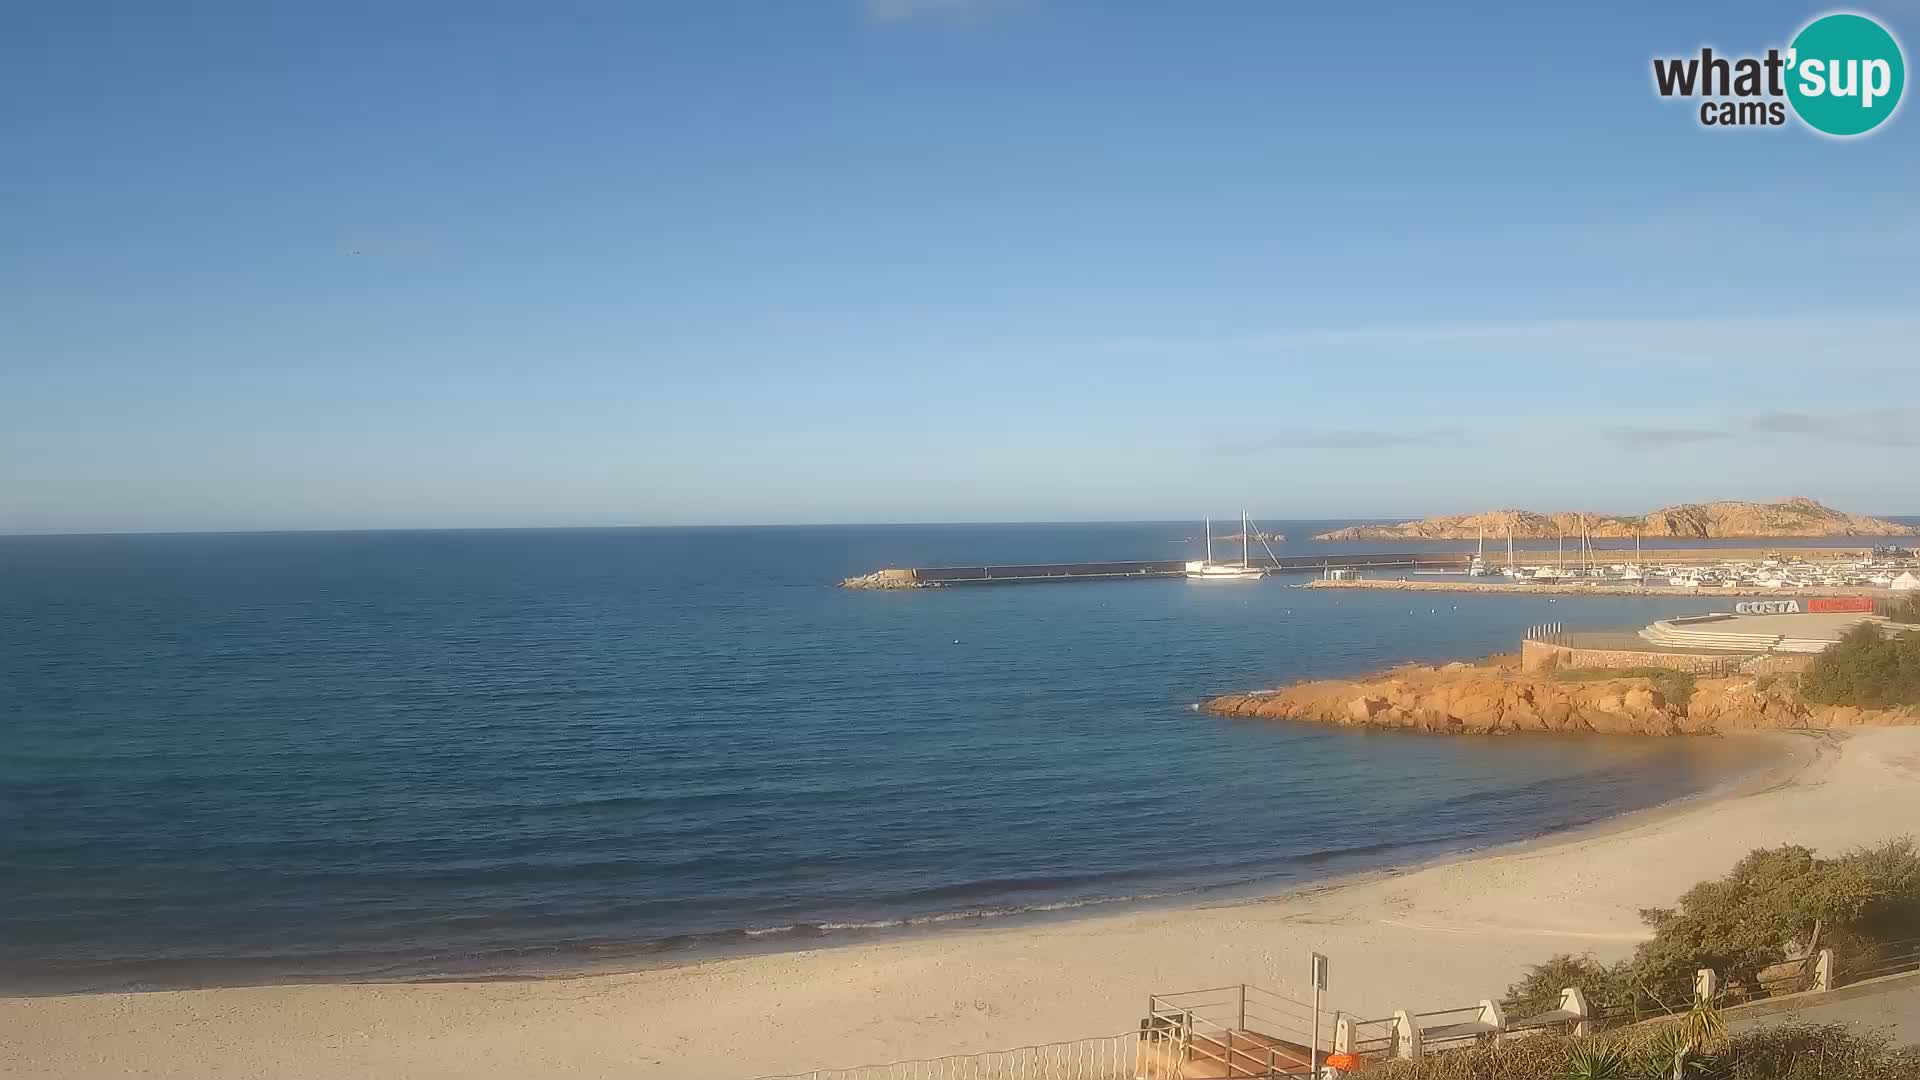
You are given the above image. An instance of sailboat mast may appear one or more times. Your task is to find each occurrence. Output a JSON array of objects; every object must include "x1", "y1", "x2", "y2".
[
  {"x1": 1205, "y1": 518, "x2": 1213, "y2": 563},
  {"x1": 1242, "y1": 512, "x2": 1250, "y2": 569}
]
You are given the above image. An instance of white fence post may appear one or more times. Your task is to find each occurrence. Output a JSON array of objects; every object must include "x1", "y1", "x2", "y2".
[
  {"x1": 1478, "y1": 999, "x2": 1506, "y2": 1043},
  {"x1": 1814, "y1": 948, "x2": 1835, "y2": 992},
  {"x1": 1561, "y1": 986, "x2": 1593, "y2": 1037},
  {"x1": 1393, "y1": 1010, "x2": 1422, "y2": 1060},
  {"x1": 1328, "y1": 1015, "x2": 1355, "y2": 1078}
]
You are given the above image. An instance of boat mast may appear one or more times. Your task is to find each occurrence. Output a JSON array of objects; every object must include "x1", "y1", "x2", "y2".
[
  {"x1": 1205, "y1": 517, "x2": 1213, "y2": 564},
  {"x1": 1242, "y1": 511, "x2": 1250, "y2": 569}
]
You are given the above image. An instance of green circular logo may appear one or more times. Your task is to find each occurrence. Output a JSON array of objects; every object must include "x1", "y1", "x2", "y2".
[{"x1": 1787, "y1": 13, "x2": 1905, "y2": 136}]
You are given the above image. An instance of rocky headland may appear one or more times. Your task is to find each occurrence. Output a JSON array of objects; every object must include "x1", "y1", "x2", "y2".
[
  {"x1": 841, "y1": 568, "x2": 920, "y2": 590},
  {"x1": 1315, "y1": 497, "x2": 1917, "y2": 541},
  {"x1": 1201, "y1": 658, "x2": 1920, "y2": 736}
]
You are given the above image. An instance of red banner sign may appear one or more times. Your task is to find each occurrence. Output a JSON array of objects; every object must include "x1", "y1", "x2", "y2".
[{"x1": 1809, "y1": 597, "x2": 1876, "y2": 613}]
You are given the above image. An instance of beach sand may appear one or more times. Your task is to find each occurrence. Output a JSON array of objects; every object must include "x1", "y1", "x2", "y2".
[{"x1": 6, "y1": 728, "x2": 1919, "y2": 1080}]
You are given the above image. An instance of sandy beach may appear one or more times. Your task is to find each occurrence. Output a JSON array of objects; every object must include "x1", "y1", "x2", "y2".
[{"x1": 6, "y1": 728, "x2": 1919, "y2": 1080}]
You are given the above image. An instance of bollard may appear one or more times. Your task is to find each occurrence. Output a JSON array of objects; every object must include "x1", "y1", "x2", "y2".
[
  {"x1": 1328, "y1": 1016, "x2": 1356, "y2": 1079},
  {"x1": 1814, "y1": 948, "x2": 1835, "y2": 992},
  {"x1": 1561, "y1": 986, "x2": 1594, "y2": 1037},
  {"x1": 1393, "y1": 1010, "x2": 1422, "y2": 1060},
  {"x1": 1478, "y1": 999, "x2": 1506, "y2": 1043}
]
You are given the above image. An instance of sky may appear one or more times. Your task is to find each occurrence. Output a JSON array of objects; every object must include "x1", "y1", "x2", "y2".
[{"x1": 2, "y1": 0, "x2": 1917, "y2": 533}]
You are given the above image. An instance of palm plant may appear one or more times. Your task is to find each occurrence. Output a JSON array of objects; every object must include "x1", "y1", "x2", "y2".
[{"x1": 1564, "y1": 1040, "x2": 1630, "y2": 1080}]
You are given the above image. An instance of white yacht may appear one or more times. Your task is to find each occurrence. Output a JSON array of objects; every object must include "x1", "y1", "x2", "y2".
[
  {"x1": 1186, "y1": 514, "x2": 1267, "y2": 581},
  {"x1": 1467, "y1": 525, "x2": 1490, "y2": 576},
  {"x1": 1620, "y1": 534, "x2": 1645, "y2": 581}
]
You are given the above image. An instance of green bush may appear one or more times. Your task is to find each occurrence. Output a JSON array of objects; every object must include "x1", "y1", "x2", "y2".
[
  {"x1": 1799, "y1": 624, "x2": 1920, "y2": 708},
  {"x1": 1548, "y1": 666, "x2": 1699, "y2": 708},
  {"x1": 1352, "y1": 1022, "x2": 1920, "y2": 1079},
  {"x1": 1502, "y1": 954, "x2": 1631, "y2": 1020},
  {"x1": 1887, "y1": 593, "x2": 1920, "y2": 625},
  {"x1": 1503, "y1": 841, "x2": 1920, "y2": 1011}
]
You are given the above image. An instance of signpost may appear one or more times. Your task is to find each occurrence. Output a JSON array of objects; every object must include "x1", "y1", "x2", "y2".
[
  {"x1": 1311, "y1": 952, "x2": 1329, "y2": 1077},
  {"x1": 1734, "y1": 599, "x2": 1802, "y2": 615}
]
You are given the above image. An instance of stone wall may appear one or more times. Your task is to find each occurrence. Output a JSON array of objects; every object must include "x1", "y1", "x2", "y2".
[
  {"x1": 1737, "y1": 653, "x2": 1817, "y2": 675},
  {"x1": 1517, "y1": 639, "x2": 1811, "y2": 675}
]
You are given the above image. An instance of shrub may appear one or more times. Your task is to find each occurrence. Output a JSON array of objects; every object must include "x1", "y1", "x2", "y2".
[
  {"x1": 1502, "y1": 954, "x2": 1629, "y2": 1020},
  {"x1": 1503, "y1": 841, "x2": 1920, "y2": 1010},
  {"x1": 1631, "y1": 839, "x2": 1920, "y2": 1000},
  {"x1": 1548, "y1": 666, "x2": 1699, "y2": 708},
  {"x1": 1799, "y1": 624, "x2": 1920, "y2": 708},
  {"x1": 1709, "y1": 1022, "x2": 1920, "y2": 1079},
  {"x1": 1351, "y1": 1023, "x2": 1920, "y2": 1079},
  {"x1": 1887, "y1": 593, "x2": 1920, "y2": 625}
]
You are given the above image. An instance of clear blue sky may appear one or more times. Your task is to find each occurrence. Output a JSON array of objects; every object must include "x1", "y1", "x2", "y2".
[{"x1": 3, "y1": 0, "x2": 1916, "y2": 533}]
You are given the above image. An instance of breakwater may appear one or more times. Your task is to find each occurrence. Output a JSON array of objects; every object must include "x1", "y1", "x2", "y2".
[
  {"x1": 842, "y1": 552, "x2": 1471, "y2": 589},
  {"x1": 1305, "y1": 578, "x2": 1899, "y2": 599}
]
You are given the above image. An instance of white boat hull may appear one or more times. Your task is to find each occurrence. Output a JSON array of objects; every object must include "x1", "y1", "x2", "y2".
[{"x1": 1185, "y1": 561, "x2": 1265, "y2": 581}]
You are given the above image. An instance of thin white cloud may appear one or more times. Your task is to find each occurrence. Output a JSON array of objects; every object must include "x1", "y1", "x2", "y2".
[
  {"x1": 865, "y1": 0, "x2": 1009, "y2": 22},
  {"x1": 1603, "y1": 425, "x2": 1733, "y2": 447},
  {"x1": 1750, "y1": 408, "x2": 1920, "y2": 447},
  {"x1": 1222, "y1": 428, "x2": 1468, "y2": 453},
  {"x1": 1057, "y1": 309, "x2": 1920, "y2": 371}
]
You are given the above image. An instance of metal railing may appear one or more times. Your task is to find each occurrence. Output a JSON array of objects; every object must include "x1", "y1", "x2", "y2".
[
  {"x1": 1146, "y1": 984, "x2": 1322, "y2": 1078},
  {"x1": 1841, "y1": 936, "x2": 1920, "y2": 984},
  {"x1": 1755, "y1": 953, "x2": 1817, "y2": 998},
  {"x1": 751, "y1": 1032, "x2": 1158, "y2": 1080},
  {"x1": 1342, "y1": 1015, "x2": 1398, "y2": 1064},
  {"x1": 754, "y1": 941, "x2": 1920, "y2": 1080},
  {"x1": 1409, "y1": 1005, "x2": 1495, "y2": 1052},
  {"x1": 1498, "y1": 997, "x2": 1584, "y2": 1039}
]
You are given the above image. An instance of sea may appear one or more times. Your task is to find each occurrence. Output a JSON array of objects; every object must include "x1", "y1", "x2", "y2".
[{"x1": 8, "y1": 520, "x2": 1900, "y2": 994}]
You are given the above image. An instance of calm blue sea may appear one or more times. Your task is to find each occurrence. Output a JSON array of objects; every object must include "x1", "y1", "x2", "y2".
[{"x1": 3, "y1": 521, "x2": 1875, "y2": 994}]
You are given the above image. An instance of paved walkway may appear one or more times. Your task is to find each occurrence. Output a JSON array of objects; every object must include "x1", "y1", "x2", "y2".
[{"x1": 1727, "y1": 973, "x2": 1920, "y2": 1045}]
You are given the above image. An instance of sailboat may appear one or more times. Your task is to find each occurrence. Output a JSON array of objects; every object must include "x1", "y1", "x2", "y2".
[
  {"x1": 1467, "y1": 524, "x2": 1490, "y2": 576},
  {"x1": 1186, "y1": 514, "x2": 1268, "y2": 581},
  {"x1": 1530, "y1": 527, "x2": 1569, "y2": 582},
  {"x1": 1621, "y1": 534, "x2": 1645, "y2": 582},
  {"x1": 1501, "y1": 521, "x2": 1522, "y2": 577}
]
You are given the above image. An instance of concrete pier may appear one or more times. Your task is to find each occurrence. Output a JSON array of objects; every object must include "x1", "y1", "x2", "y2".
[{"x1": 842, "y1": 552, "x2": 1472, "y2": 589}]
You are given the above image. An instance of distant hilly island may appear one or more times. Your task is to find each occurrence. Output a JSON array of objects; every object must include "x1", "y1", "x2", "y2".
[{"x1": 1315, "y1": 498, "x2": 1918, "y2": 541}]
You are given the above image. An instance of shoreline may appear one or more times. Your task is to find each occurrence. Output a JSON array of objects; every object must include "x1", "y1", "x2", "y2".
[
  {"x1": 0, "y1": 730, "x2": 1768, "y2": 1000},
  {"x1": 17, "y1": 728, "x2": 1920, "y2": 1079},
  {"x1": 1305, "y1": 577, "x2": 1903, "y2": 598}
]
